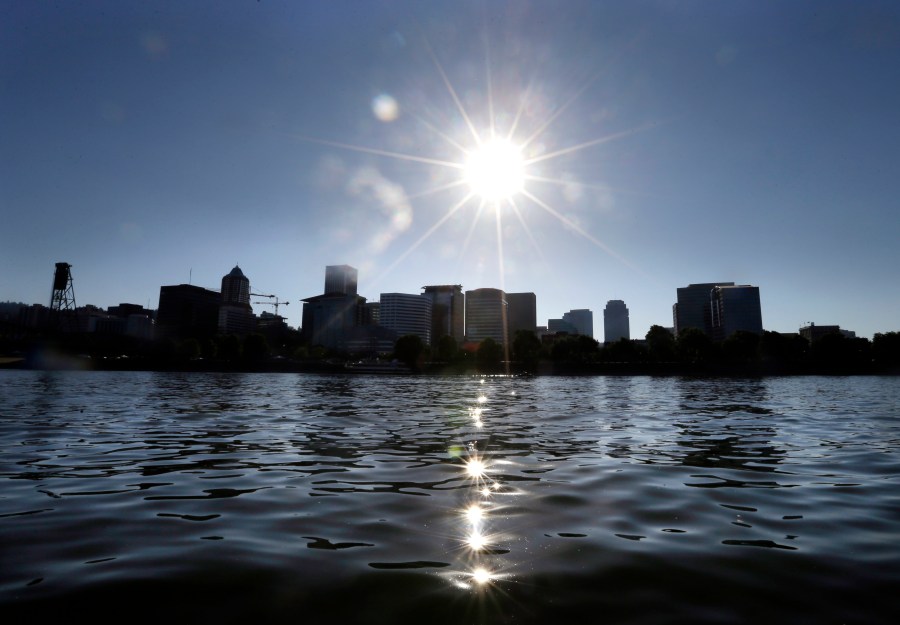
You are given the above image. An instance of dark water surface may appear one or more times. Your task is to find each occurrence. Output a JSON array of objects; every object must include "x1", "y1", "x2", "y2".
[{"x1": 1, "y1": 371, "x2": 898, "y2": 624}]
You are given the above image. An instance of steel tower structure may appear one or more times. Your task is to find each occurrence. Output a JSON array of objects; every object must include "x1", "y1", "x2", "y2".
[{"x1": 50, "y1": 262, "x2": 78, "y2": 332}]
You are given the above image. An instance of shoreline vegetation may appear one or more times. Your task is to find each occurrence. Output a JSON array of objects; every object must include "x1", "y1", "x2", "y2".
[{"x1": 2, "y1": 326, "x2": 899, "y2": 376}]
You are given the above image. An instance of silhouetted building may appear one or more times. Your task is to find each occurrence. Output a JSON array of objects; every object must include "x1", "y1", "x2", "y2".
[
  {"x1": 325, "y1": 265, "x2": 358, "y2": 296},
  {"x1": 673, "y1": 282, "x2": 735, "y2": 336},
  {"x1": 422, "y1": 285, "x2": 465, "y2": 343},
  {"x1": 710, "y1": 285, "x2": 763, "y2": 340},
  {"x1": 157, "y1": 284, "x2": 220, "y2": 339},
  {"x1": 507, "y1": 292, "x2": 537, "y2": 336},
  {"x1": 604, "y1": 300, "x2": 630, "y2": 343},
  {"x1": 301, "y1": 293, "x2": 367, "y2": 351},
  {"x1": 219, "y1": 265, "x2": 254, "y2": 336},
  {"x1": 799, "y1": 323, "x2": 854, "y2": 342},
  {"x1": 466, "y1": 288, "x2": 508, "y2": 344},
  {"x1": 548, "y1": 318, "x2": 578, "y2": 334},
  {"x1": 563, "y1": 308, "x2": 594, "y2": 338},
  {"x1": 379, "y1": 293, "x2": 432, "y2": 345},
  {"x1": 108, "y1": 303, "x2": 154, "y2": 319}
]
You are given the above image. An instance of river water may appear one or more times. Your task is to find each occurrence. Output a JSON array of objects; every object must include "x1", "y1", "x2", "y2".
[{"x1": 1, "y1": 371, "x2": 898, "y2": 624}]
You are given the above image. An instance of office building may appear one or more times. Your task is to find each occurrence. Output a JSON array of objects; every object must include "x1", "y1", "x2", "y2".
[
  {"x1": 562, "y1": 308, "x2": 593, "y2": 338},
  {"x1": 324, "y1": 265, "x2": 358, "y2": 296},
  {"x1": 506, "y1": 292, "x2": 537, "y2": 336},
  {"x1": 379, "y1": 293, "x2": 433, "y2": 345},
  {"x1": 302, "y1": 265, "x2": 366, "y2": 351},
  {"x1": 603, "y1": 300, "x2": 630, "y2": 343},
  {"x1": 673, "y1": 282, "x2": 735, "y2": 336},
  {"x1": 422, "y1": 285, "x2": 465, "y2": 343},
  {"x1": 219, "y1": 265, "x2": 254, "y2": 336},
  {"x1": 709, "y1": 285, "x2": 763, "y2": 340},
  {"x1": 548, "y1": 318, "x2": 578, "y2": 335},
  {"x1": 465, "y1": 288, "x2": 507, "y2": 344},
  {"x1": 157, "y1": 284, "x2": 220, "y2": 339}
]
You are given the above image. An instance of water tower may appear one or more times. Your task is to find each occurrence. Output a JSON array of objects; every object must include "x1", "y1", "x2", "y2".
[{"x1": 50, "y1": 262, "x2": 78, "y2": 332}]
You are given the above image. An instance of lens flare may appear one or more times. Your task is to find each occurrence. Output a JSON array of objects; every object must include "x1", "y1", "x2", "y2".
[
  {"x1": 470, "y1": 567, "x2": 494, "y2": 584},
  {"x1": 465, "y1": 504, "x2": 484, "y2": 522},
  {"x1": 467, "y1": 531, "x2": 487, "y2": 550},
  {"x1": 466, "y1": 459, "x2": 486, "y2": 479}
]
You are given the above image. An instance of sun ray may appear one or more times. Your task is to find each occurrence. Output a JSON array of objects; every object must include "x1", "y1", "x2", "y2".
[
  {"x1": 520, "y1": 68, "x2": 605, "y2": 151},
  {"x1": 524, "y1": 121, "x2": 661, "y2": 166},
  {"x1": 421, "y1": 35, "x2": 483, "y2": 146},
  {"x1": 411, "y1": 113, "x2": 471, "y2": 155},
  {"x1": 370, "y1": 192, "x2": 474, "y2": 289},
  {"x1": 525, "y1": 174, "x2": 663, "y2": 199},
  {"x1": 507, "y1": 196, "x2": 547, "y2": 263},
  {"x1": 405, "y1": 178, "x2": 470, "y2": 201},
  {"x1": 521, "y1": 188, "x2": 646, "y2": 276},
  {"x1": 293, "y1": 134, "x2": 464, "y2": 170},
  {"x1": 459, "y1": 197, "x2": 487, "y2": 262},
  {"x1": 481, "y1": 12, "x2": 495, "y2": 139}
]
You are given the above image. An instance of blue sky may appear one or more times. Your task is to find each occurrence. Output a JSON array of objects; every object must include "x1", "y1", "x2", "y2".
[{"x1": 2, "y1": 0, "x2": 899, "y2": 339}]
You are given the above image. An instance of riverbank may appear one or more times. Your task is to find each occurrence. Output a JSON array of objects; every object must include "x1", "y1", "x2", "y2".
[{"x1": 2, "y1": 354, "x2": 897, "y2": 376}]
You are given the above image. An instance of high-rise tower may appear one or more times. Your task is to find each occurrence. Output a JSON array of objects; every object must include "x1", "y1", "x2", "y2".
[
  {"x1": 324, "y1": 265, "x2": 358, "y2": 296},
  {"x1": 219, "y1": 265, "x2": 254, "y2": 335},
  {"x1": 604, "y1": 300, "x2": 630, "y2": 343}
]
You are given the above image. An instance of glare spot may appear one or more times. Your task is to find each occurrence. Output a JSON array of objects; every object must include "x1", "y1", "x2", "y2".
[
  {"x1": 464, "y1": 138, "x2": 525, "y2": 202},
  {"x1": 372, "y1": 93, "x2": 399, "y2": 122},
  {"x1": 465, "y1": 504, "x2": 484, "y2": 522},
  {"x1": 477, "y1": 395, "x2": 487, "y2": 404},
  {"x1": 470, "y1": 567, "x2": 493, "y2": 584},
  {"x1": 467, "y1": 531, "x2": 487, "y2": 550},
  {"x1": 466, "y1": 459, "x2": 486, "y2": 479},
  {"x1": 474, "y1": 420, "x2": 484, "y2": 428}
]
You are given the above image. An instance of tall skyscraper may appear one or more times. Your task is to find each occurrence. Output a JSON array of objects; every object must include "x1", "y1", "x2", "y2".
[
  {"x1": 673, "y1": 282, "x2": 735, "y2": 336},
  {"x1": 603, "y1": 300, "x2": 630, "y2": 343},
  {"x1": 324, "y1": 265, "x2": 358, "y2": 296},
  {"x1": 710, "y1": 285, "x2": 763, "y2": 340},
  {"x1": 506, "y1": 292, "x2": 537, "y2": 336},
  {"x1": 421, "y1": 285, "x2": 465, "y2": 343},
  {"x1": 379, "y1": 293, "x2": 433, "y2": 345},
  {"x1": 302, "y1": 265, "x2": 366, "y2": 350},
  {"x1": 219, "y1": 265, "x2": 254, "y2": 335},
  {"x1": 562, "y1": 308, "x2": 593, "y2": 338},
  {"x1": 465, "y1": 288, "x2": 508, "y2": 343}
]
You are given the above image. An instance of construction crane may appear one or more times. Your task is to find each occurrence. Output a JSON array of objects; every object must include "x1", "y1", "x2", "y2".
[{"x1": 251, "y1": 292, "x2": 290, "y2": 317}]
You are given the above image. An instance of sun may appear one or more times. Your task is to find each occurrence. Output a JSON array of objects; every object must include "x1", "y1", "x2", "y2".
[{"x1": 463, "y1": 138, "x2": 525, "y2": 203}]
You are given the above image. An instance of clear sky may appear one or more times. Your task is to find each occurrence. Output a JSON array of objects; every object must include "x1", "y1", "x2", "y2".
[{"x1": 3, "y1": 0, "x2": 899, "y2": 339}]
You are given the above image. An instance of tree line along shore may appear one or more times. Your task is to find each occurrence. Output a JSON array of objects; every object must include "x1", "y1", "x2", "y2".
[{"x1": 2, "y1": 325, "x2": 899, "y2": 376}]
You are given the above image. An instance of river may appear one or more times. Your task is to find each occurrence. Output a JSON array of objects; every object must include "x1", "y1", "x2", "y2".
[{"x1": 1, "y1": 371, "x2": 898, "y2": 624}]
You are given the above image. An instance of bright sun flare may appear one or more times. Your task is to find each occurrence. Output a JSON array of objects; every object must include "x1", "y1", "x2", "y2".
[{"x1": 463, "y1": 138, "x2": 525, "y2": 202}]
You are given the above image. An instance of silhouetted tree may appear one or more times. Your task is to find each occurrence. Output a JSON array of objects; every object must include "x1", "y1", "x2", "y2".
[
  {"x1": 676, "y1": 328, "x2": 716, "y2": 365},
  {"x1": 603, "y1": 337, "x2": 643, "y2": 363},
  {"x1": 873, "y1": 331, "x2": 900, "y2": 368},
  {"x1": 394, "y1": 334, "x2": 425, "y2": 371},
  {"x1": 551, "y1": 334, "x2": 601, "y2": 364},
  {"x1": 218, "y1": 334, "x2": 242, "y2": 361},
  {"x1": 512, "y1": 330, "x2": 542, "y2": 371},
  {"x1": 476, "y1": 337, "x2": 503, "y2": 372},
  {"x1": 645, "y1": 325, "x2": 676, "y2": 362},
  {"x1": 178, "y1": 338, "x2": 201, "y2": 361},
  {"x1": 243, "y1": 333, "x2": 269, "y2": 362},
  {"x1": 722, "y1": 331, "x2": 760, "y2": 364},
  {"x1": 434, "y1": 335, "x2": 459, "y2": 363}
]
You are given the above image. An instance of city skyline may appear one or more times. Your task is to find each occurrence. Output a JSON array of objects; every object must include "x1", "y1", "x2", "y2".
[{"x1": 3, "y1": 2, "x2": 899, "y2": 339}]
